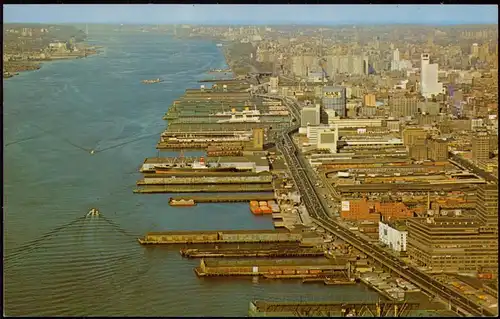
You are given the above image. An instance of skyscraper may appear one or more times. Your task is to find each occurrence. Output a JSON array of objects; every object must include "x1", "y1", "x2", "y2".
[
  {"x1": 322, "y1": 87, "x2": 347, "y2": 117},
  {"x1": 420, "y1": 54, "x2": 444, "y2": 99},
  {"x1": 391, "y1": 49, "x2": 400, "y2": 71}
]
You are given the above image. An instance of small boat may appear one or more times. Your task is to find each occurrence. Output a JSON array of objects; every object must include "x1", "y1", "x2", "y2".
[{"x1": 141, "y1": 78, "x2": 163, "y2": 84}]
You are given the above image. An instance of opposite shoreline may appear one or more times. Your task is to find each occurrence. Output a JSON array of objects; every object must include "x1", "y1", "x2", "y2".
[{"x1": 3, "y1": 44, "x2": 103, "y2": 79}]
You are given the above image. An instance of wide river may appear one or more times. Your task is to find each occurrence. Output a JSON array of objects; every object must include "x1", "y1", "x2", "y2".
[{"x1": 3, "y1": 31, "x2": 379, "y2": 316}]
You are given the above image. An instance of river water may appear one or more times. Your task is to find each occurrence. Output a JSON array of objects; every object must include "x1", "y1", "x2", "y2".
[{"x1": 3, "y1": 30, "x2": 380, "y2": 316}]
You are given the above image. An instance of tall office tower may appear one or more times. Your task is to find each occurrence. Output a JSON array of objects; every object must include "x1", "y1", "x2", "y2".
[
  {"x1": 471, "y1": 43, "x2": 480, "y2": 58},
  {"x1": 476, "y1": 183, "x2": 499, "y2": 233},
  {"x1": 391, "y1": 49, "x2": 400, "y2": 71},
  {"x1": 420, "y1": 54, "x2": 443, "y2": 99},
  {"x1": 363, "y1": 56, "x2": 369, "y2": 75},
  {"x1": 322, "y1": 87, "x2": 347, "y2": 117},
  {"x1": 472, "y1": 130, "x2": 490, "y2": 162}
]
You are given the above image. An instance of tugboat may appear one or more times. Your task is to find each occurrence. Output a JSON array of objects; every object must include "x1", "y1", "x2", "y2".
[
  {"x1": 141, "y1": 78, "x2": 163, "y2": 84},
  {"x1": 87, "y1": 208, "x2": 100, "y2": 217}
]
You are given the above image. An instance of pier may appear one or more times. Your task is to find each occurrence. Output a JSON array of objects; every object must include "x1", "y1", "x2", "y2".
[
  {"x1": 137, "y1": 175, "x2": 273, "y2": 185},
  {"x1": 133, "y1": 184, "x2": 274, "y2": 193},
  {"x1": 138, "y1": 229, "x2": 302, "y2": 245},
  {"x1": 169, "y1": 194, "x2": 276, "y2": 203},
  {"x1": 248, "y1": 300, "x2": 422, "y2": 317},
  {"x1": 194, "y1": 258, "x2": 350, "y2": 277},
  {"x1": 180, "y1": 247, "x2": 325, "y2": 258}
]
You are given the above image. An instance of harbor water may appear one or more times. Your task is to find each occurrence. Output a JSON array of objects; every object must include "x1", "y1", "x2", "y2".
[{"x1": 3, "y1": 30, "x2": 380, "y2": 316}]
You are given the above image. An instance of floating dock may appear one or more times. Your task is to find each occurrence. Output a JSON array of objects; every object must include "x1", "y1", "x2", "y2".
[
  {"x1": 180, "y1": 247, "x2": 325, "y2": 258},
  {"x1": 194, "y1": 258, "x2": 349, "y2": 277},
  {"x1": 169, "y1": 194, "x2": 276, "y2": 204},
  {"x1": 133, "y1": 184, "x2": 274, "y2": 193},
  {"x1": 138, "y1": 229, "x2": 302, "y2": 245}
]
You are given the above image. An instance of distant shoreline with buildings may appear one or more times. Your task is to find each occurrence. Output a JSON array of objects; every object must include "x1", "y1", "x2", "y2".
[
  {"x1": 3, "y1": 43, "x2": 102, "y2": 79},
  {"x1": 3, "y1": 24, "x2": 102, "y2": 79}
]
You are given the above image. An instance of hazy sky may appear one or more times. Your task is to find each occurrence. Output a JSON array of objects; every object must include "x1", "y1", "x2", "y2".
[{"x1": 3, "y1": 4, "x2": 498, "y2": 25}]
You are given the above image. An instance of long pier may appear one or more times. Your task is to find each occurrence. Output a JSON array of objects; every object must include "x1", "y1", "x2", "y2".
[
  {"x1": 169, "y1": 194, "x2": 276, "y2": 203},
  {"x1": 248, "y1": 300, "x2": 423, "y2": 317},
  {"x1": 138, "y1": 229, "x2": 302, "y2": 245},
  {"x1": 180, "y1": 247, "x2": 325, "y2": 258},
  {"x1": 133, "y1": 184, "x2": 274, "y2": 193},
  {"x1": 195, "y1": 258, "x2": 349, "y2": 277},
  {"x1": 137, "y1": 175, "x2": 273, "y2": 186}
]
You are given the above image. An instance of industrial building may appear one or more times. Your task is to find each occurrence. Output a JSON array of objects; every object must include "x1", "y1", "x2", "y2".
[
  {"x1": 340, "y1": 198, "x2": 413, "y2": 222},
  {"x1": 407, "y1": 217, "x2": 498, "y2": 273},
  {"x1": 300, "y1": 104, "x2": 321, "y2": 127},
  {"x1": 427, "y1": 137, "x2": 449, "y2": 162},
  {"x1": 402, "y1": 127, "x2": 428, "y2": 147},
  {"x1": 379, "y1": 221, "x2": 408, "y2": 252},
  {"x1": 317, "y1": 126, "x2": 339, "y2": 153},
  {"x1": 322, "y1": 86, "x2": 347, "y2": 117}
]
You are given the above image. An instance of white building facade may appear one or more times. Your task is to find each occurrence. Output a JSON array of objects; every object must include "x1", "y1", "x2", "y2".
[
  {"x1": 379, "y1": 221, "x2": 408, "y2": 252},
  {"x1": 420, "y1": 53, "x2": 444, "y2": 99}
]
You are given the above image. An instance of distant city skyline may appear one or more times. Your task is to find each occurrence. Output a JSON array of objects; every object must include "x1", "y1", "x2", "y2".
[{"x1": 3, "y1": 4, "x2": 498, "y2": 25}]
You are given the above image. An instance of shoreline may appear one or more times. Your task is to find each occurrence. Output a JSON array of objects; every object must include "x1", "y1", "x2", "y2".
[{"x1": 3, "y1": 44, "x2": 103, "y2": 79}]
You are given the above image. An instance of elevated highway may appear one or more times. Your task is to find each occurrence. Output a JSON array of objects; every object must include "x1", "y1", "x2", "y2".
[{"x1": 275, "y1": 100, "x2": 494, "y2": 317}]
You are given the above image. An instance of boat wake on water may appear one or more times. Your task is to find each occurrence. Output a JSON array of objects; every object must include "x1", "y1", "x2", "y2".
[{"x1": 4, "y1": 209, "x2": 139, "y2": 267}]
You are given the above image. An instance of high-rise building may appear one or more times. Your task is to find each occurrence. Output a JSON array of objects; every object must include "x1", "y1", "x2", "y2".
[
  {"x1": 420, "y1": 54, "x2": 444, "y2": 99},
  {"x1": 389, "y1": 97, "x2": 419, "y2": 117},
  {"x1": 427, "y1": 137, "x2": 448, "y2": 162},
  {"x1": 324, "y1": 55, "x2": 368, "y2": 76},
  {"x1": 363, "y1": 93, "x2": 376, "y2": 107},
  {"x1": 418, "y1": 101, "x2": 440, "y2": 116},
  {"x1": 472, "y1": 130, "x2": 490, "y2": 162},
  {"x1": 390, "y1": 49, "x2": 400, "y2": 71},
  {"x1": 471, "y1": 43, "x2": 480, "y2": 58},
  {"x1": 476, "y1": 183, "x2": 498, "y2": 233},
  {"x1": 322, "y1": 87, "x2": 346, "y2": 117}
]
